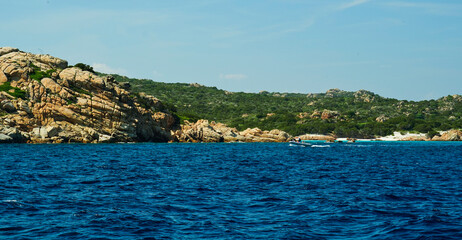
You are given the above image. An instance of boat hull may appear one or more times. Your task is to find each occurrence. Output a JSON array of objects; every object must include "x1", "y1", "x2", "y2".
[{"x1": 289, "y1": 141, "x2": 312, "y2": 147}]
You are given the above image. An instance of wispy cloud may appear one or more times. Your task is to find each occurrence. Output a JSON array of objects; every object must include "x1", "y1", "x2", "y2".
[
  {"x1": 92, "y1": 63, "x2": 127, "y2": 75},
  {"x1": 261, "y1": 0, "x2": 369, "y2": 39},
  {"x1": 338, "y1": 0, "x2": 371, "y2": 11},
  {"x1": 383, "y1": 1, "x2": 462, "y2": 16},
  {"x1": 220, "y1": 74, "x2": 247, "y2": 80}
]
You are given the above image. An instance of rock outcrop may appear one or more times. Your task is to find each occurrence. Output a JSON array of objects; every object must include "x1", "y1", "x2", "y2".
[
  {"x1": 353, "y1": 89, "x2": 376, "y2": 102},
  {"x1": 239, "y1": 127, "x2": 291, "y2": 142},
  {"x1": 432, "y1": 130, "x2": 462, "y2": 141},
  {"x1": 321, "y1": 110, "x2": 339, "y2": 120},
  {"x1": 375, "y1": 115, "x2": 389, "y2": 123},
  {"x1": 175, "y1": 119, "x2": 291, "y2": 142},
  {"x1": 400, "y1": 135, "x2": 429, "y2": 141},
  {"x1": 0, "y1": 47, "x2": 177, "y2": 143},
  {"x1": 295, "y1": 134, "x2": 336, "y2": 141},
  {"x1": 310, "y1": 109, "x2": 339, "y2": 120},
  {"x1": 175, "y1": 120, "x2": 226, "y2": 142},
  {"x1": 325, "y1": 88, "x2": 346, "y2": 97}
]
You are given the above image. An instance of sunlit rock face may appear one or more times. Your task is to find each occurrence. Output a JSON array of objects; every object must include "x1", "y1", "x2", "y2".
[
  {"x1": 175, "y1": 119, "x2": 291, "y2": 143},
  {"x1": 0, "y1": 47, "x2": 177, "y2": 143}
]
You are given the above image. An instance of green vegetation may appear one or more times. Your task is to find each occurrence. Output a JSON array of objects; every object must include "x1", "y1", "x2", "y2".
[
  {"x1": 71, "y1": 86, "x2": 92, "y2": 96},
  {"x1": 66, "y1": 98, "x2": 77, "y2": 105},
  {"x1": 73, "y1": 63, "x2": 95, "y2": 73},
  {"x1": 29, "y1": 63, "x2": 55, "y2": 82},
  {"x1": 97, "y1": 73, "x2": 462, "y2": 137},
  {"x1": 0, "y1": 82, "x2": 26, "y2": 99}
]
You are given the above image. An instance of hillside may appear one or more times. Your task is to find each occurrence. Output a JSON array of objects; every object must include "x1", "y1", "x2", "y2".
[
  {"x1": 2, "y1": 46, "x2": 460, "y2": 142},
  {"x1": 105, "y1": 74, "x2": 462, "y2": 138},
  {"x1": 0, "y1": 47, "x2": 177, "y2": 143}
]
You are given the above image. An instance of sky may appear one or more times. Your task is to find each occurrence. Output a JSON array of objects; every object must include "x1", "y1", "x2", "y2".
[{"x1": 1, "y1": 0, "x2": 461, "y2": 100}]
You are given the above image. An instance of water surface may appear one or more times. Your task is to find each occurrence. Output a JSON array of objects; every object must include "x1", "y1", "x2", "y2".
[{"x1": 1, "y1": 142, "x2": 462, "y2": 239}]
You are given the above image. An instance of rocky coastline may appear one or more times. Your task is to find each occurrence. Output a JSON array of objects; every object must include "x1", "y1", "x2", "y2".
[
  {"x1": 1, "y1": 47, "x2": 461, "y2": 144},
  {"x1": 0, "y1": 47, "x2": 176, "y2": 143},
  {"x1": 173, "y1": 119, "x2": 291, "y2": 143},
  {"x1": 172, "y1": 120, "x2": 462, "y2": 143},
  {"x1": 0, "y1": 47, "x2": 294, "y2": 144}
]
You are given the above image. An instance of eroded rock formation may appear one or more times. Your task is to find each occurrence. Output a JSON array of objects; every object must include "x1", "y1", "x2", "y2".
[
  {"x1": 432, "y1": 129, "x2": 462, "y2": 141},
  {"x1": 296, "y1": 134, "x2": 336, "y2": 141},
  {"x1": 175, "y1": 119, "x2": 291, "y2": 142},
  {"x1": 0, "y1": 47, "x2": 177, "y2": 143}
]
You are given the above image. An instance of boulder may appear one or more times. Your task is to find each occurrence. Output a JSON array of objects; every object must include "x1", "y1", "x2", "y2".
[
  {"x1": 0, "y1": 51, "x2": 31, "y2": 81},
  {"x1": 401, "y1": 135, "x2": 429, "y2": 141},
  {"x1": 1, "y1": 100, "x2": 16, "y2": 113},
  {"x1": 178, "y1": 120, "x2": 223, "y2": 142},
  {"x1": 200, "y1": 127, "x2": 224, "y2": 142},
  {"x1": 41, "y1": 78, "x2": 62, "y2": 94},
  {"x1": 0, "y1": 125, "x2": 28, "y2": 142},
  {"x1": 36, "y1": 54, "x2": 68, "y2": 69},
  {"x1": 265, "y1": 129, "x2": 291, "y2": 142},
  {"x1": 297, "y1": 134, "x2": 336, "y2": 141},
  {"x1": 175, "y1": 120, "x2": 291, "y2": 142},
  {"x1": 32, "y1": 126, "x2": 60, "y2": 139},
  {"x1": 0, "y1": 70, "x2": 7, "y2": 84},
  {"x1": 214, "y1": 123, "x2": 242, "y2": 142},
  {"x1": 0, "y1": 47, "x2": 19, "y2": 56},
  {"x1": 240, "y1": 128, "x2": 263, "y2": 137},
  {"x1": 98, "y1": 134, "x2": 114, "y2": 143},
  {"x1": 18, "y1": 101, "x2": 31, "y2": 114},
  {"x1": 238, "y1": 128, "x2": 290, "y2": 142},
  {"x1": 0, "y1": 134, "x2": 13, "y2": 143},
  {"x1": 321, "y1": 110, "x2": 339, "y2": 120}
]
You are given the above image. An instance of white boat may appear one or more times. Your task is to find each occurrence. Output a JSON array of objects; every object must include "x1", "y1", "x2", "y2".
[{"x1": 289, "y1": 141, "x2": 312, "y2": 147}]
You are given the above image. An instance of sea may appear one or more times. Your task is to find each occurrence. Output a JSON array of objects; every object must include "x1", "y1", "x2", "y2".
[{"x1": 1, "y1": 142, "x2": 462, "y2": 239}]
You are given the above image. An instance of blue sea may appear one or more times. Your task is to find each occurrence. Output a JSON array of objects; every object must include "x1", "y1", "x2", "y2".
[{"x1": 1, "y1": 142, "x2": 462, "y2": 239}]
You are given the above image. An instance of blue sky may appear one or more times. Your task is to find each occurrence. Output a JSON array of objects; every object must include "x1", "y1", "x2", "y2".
[{"x1": 1, "y1": 0, "x2": 461, "y2": 100}]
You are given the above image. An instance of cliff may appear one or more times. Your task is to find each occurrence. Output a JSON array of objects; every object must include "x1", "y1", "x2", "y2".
[{"x1": 0, "y1": 47, "x2": 177, "y2": 143}]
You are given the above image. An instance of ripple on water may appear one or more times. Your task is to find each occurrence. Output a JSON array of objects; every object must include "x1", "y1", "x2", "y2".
[{"x1": 0, "y1": 142, "x2": 462, "y2": 239}]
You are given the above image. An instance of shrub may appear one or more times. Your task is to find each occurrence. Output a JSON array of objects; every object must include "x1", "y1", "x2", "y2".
[
  {"x1": 74, "y1": 63, "x2": 95, "y2": 73},
  {"x1": 67, "y1": 98, "x2": 77, "y2": 105},
  {"x1": 427, "y1": 130, "x2": 439, "y2": 139},
  {"x1": 29, "y1": 63, "x2": 54, "y2": 82},
  {"x1": 0, "y1": 82, "x2": 26, "y2": 99}
]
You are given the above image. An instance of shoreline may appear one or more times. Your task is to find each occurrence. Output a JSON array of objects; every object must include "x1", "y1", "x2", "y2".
[{"x1": 2, "y1": 139, "x2": 462, "y2": 144}]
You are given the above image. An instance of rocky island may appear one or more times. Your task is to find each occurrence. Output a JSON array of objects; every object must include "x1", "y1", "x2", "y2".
[
  {"x1": 0, "y1": 47, "x2": 178, "y2": 143},
  {"x1": 1, "y1": 47, "x2": 461, "y2": 143}
]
